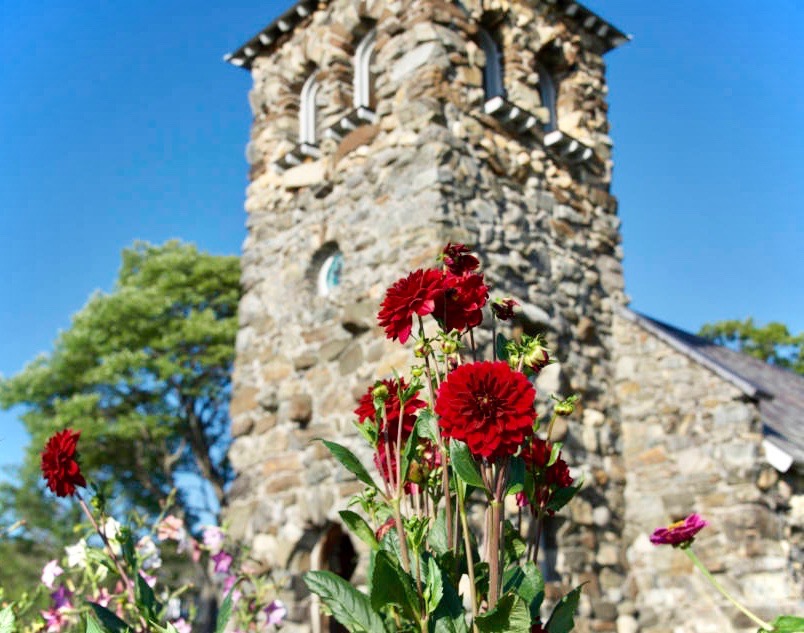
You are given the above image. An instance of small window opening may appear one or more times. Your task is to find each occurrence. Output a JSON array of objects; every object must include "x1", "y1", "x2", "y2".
[
  {"x1": 353, "y1": 29, "x2": 377, "y2": 111},
  {"x1": 317, "y1": 251, "x2": 343, "y2": 297},
  {"x1": 536, "y1": 61, "x2": 558, "y2": 132},
  {"x1": 311, "y1": 524, "x2": 357, "y2": 633},
  {"x1": 299, "y1": 72, "x2": 320, "y2": 147},
  {"x1": 479, "y1": 28, "x2": 505, "y2": 99}
]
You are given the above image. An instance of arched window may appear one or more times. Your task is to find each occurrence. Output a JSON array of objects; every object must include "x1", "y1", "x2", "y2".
[
  {"x1": 536, "y1": 61, "x2": 558, "y2": 132},
  {"x1": 353, "y1": 29, "x2": 376, "y2": 111},
  {"x1": 299, "y1": 72, "x2": 320, "y2": 147},
  {"x1": 479, "y1": 28, "x2": 504, "y2": 100}
]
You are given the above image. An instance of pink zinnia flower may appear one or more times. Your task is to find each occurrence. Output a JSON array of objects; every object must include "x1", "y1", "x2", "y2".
[
  {"x1": 650, "y1": 514, "x2": 709, "y2": 547},
  {"x1": 41, "y1": 560, "x2": 64, "y2": 589}
]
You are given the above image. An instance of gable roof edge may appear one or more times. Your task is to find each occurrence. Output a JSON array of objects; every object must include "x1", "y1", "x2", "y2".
[{"x1": 615, "y1": 306, "x2": 768, "y2": 400}]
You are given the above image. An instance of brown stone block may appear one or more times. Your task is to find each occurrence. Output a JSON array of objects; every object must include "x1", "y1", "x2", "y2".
[
  {"x1": 231, "y1": 415, "x2": 254, "y2": 438},
  {"x1": 264, "y1": 472, "x2": 302, "y2": 494},
  {"x1": 335, "y1": 125, "x2": 380, "y2": 164},
  {"x1": 263, "y1": 453, "x2": 303, "y2": 476},
  {"x1": 230, "y1": 386, "x2": 258, "y2": 417},
  {"x1": 636, "y1": 446, "x2": 668, "y2": 465},
  {"x1": 254, "y1": 413, "x2": 278, "y2": 435},
  {"x1": 617, "y1": 381, "x2": 641, "y2": 396}
]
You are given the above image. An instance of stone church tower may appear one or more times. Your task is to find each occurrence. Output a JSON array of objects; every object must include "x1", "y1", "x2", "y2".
[{"x1": 224, "y1": 1, "x2": 633, "y2": 630}]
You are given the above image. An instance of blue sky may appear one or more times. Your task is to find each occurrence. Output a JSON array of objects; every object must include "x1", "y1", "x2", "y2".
[{"x1": 1, "y1": 0, "x2": 802, "y2": 475}]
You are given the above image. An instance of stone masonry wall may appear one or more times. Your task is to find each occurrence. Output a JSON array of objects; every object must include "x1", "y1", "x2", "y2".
[
  {"x1": 614, "y1": 314, "x2": 803, "y2": 633},
  {"x1": 227, "y1": 1, "x2": 627, "y2": 630}
]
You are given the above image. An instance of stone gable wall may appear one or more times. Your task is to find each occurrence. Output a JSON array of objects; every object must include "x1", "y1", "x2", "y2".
[
  {"x1": 227, "y1": 0, "x2": 628, "y2": 630},
  {"x1": 613, "y1": 314, "x2": 803, "y2": 633}
]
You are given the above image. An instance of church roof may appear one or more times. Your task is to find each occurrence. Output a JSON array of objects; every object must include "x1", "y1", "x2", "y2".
[
  {"x1": 619, "y1": 307, "x2": 804, "y2": 469},
  {"x1": 224, "y1": 0, "x2": 630, "y2": 69}
]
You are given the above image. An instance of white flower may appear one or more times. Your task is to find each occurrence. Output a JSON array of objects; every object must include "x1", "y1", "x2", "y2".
[
  {"x1": 41, "y1": 559, "x2": 64, "y2": 589},
  {"x1": 65, "y1": 539, "x2": 88, "y2": 569},
  {"x1": 101, "y1": 517, "x2": 121, "y2": 541},
  {"x1": 165, "y1": 597, "x2": 181, "y2": 621},
  {"x1": 136, "y1": 535, "x2": 162, "y2": 570}
]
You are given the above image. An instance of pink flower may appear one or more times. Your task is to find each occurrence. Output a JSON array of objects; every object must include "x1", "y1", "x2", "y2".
[
  {"x1": 211, "y1": 550, "x2": 233, "y2": 574},
  {"x1": 41, "y1": 560, "x2": 64, "y2": 589},
  {"x1": 202, "y1": 525, "x2": 225, "y2": 554},
  {"x1": 650, "y1": 514, "x2": 709, "y2": 547},
  {"x1": 93, "y1": 588, "x2": 113, "y2": 608},
  {"x1": 157, "y1": 514, "x2": 186, "y2": 542},
  {"x1": 139, "y1": 570, "x2": 157, "y2": 588},
  {"x1": 223, "y1": 575, "x2": 242, "y2": 604},
  {"x1": 172, "y1": 618, "x2": 192, "y2": 633},
  {"x1": 265, "y1": 600, "x2": 287, "y2": 626},
  {"x1": 41, "y1": 608, "x2": 68, "y2": 633}
]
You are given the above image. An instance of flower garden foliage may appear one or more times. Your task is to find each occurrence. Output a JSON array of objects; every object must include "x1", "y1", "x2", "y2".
[
  {"x1": 1, "y1": 431, "x2": 286, "y2": 633},
  {"x1": 304, "y1": 244, "x2": 804, "y2": 633}
]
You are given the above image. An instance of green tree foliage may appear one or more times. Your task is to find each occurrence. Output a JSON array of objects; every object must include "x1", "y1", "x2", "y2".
[
  {"x1": 698, "y1": 318, "x2": 804, "y2": 375},
  {"x1": 0, "y1": 241, "x2": 241, "y2": 531}
]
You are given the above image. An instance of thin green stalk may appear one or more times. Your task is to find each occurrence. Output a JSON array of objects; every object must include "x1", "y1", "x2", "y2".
[
  {"x1": 456, "y1": 481, "x2": 480, "y2": 633},
  {"x1": 683, "y1": 548, "x2": 772, "y2": 631}
]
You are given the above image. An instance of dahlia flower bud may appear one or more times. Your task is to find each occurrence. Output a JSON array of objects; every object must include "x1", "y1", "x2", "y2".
[{"x1": 371, "y1": 383, "x2": 389, "y2": 402}]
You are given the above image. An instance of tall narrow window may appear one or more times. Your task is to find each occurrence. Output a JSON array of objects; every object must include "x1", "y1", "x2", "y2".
[
  {"x1": 353, "y1": 29, "x2": 376, "y2": 112},
  {"x1": 479, "y1": 28, "x2": 504, "y2": 100},
  {"x1": 536, "y1": 62, "x2": 558, "y2": 132},
  {"x1": 299, "y1": 72, "x2": 320, "y2": 147}
]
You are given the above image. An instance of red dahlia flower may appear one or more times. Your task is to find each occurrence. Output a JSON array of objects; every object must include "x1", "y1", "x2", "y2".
[
  {"x1": 650, "y1": 514, "x2": 709, "y2": 547},
  {"x1": 518, "y1": 437, "x2": 574, "y2": 513},
  {"x1": 433, "y1": 272, "x2": 489, "y2": 334},
  {"x1": 41, "y1": 429, "x2": 86, "y2": 497},
  {"x1": 378, "y1": 269, "x2": 443, "y2": 343},
  {"x1": 441, "y1": 243, "x2": 480, "y2": 275},
  {"x1": 491, "y1": 298, "x2": 518, "y2": 321},
  {"x1": 355, "y1": 378, "x2": 426, "y2": 444},
  {"x1": 435, "y1": 361, "x2": 535, "y2": 458}
]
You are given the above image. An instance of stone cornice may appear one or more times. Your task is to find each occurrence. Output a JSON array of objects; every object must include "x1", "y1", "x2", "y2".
[{"x1": 223, "y1": 0, "x2": 630, "y2": 69}]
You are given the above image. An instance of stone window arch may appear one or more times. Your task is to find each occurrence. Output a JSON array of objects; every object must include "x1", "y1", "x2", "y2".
[
  {"x1": 478, "y1": 27, "x2": 505, "y2": 100},
  {"x1": 310, "y1": 523, "x2": 357, "y2": 633},
  {"x1": 308, "y1": 241, "x2": 343, "y2": 297},
  {"x1": 353, "y1": 28, "x2": 376, "y2": 112},
  {"x1": 535, "y1": 61, "x2": 558, "y2": 132},
  {"x1": 299, "y1": 71, "x2": 320, "y2": 147}
]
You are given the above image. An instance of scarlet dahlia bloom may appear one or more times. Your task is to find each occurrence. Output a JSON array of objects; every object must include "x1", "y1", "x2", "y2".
[
  {"x1": 433, "y1": 272, "x2": 488, "y2": 334},
  {"x1": 441, "y1": 243, "x2": 480, "y2": 275},
  {"x1": 491, "y1": 298, "x2": 518, "y2": 321},
  {"x1": 41, "y1": 429, "x2": 86, "y2": 497},
  {"x1": 650, "y1": 514, "x2": 709, "y2": 547},
  {"x1": 435, "y1": 361, "x2": 536, "y2": 458},
  {"x1": 518, "y1": 437, "x2": 574, "y2": 513},
  {"x1": 355, "y1": 378, "x2": 426, "y2": 443},
  {"x1": 377, "y1": 268, "x2": 443, "y2": 343}
]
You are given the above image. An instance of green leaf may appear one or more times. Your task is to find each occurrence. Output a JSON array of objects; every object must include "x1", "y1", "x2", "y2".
[
  {"x1": 88, "y1": 603, "x2": 130, "y2": 633},
  {"x1": 449, "y1": 440, "x2": 485, "y2": 489},
  {"x1": 545, "y1": 585, "x2": 584, "y2": 633},
  {"x1": 400, "y1": 425, "x2": 420, "y2": 490},
  {"x1": 769, "y1": 615, "x2": 804, "y2": 632},
  {"x1": 430, "y1": 564, "x2": 469, "y2": 633},
  {"x1": 135, "y1": 572, "x2": 159, "y2": 620},
  {"x1": 304, "y1": 570, "x2": 388, "y2": 633},
  {"x1": 370, "y1": 550, "x2": 421, "y2": 623},
  {"x1": 495, "y1": 333, "x2": 509, "y2": 362},
  {"x1": 0, "y1": 605, "x2": 15, "y2": 633},
  {"x1": 427, "y1": 507, "x2": 449, "y2": 556},
  {"x1": 417, "y1": 409, "x2": 440, "y2": 443},
  {"x1": 506, "y1": 457, "x2": 525, "y2": 496},
  {"x1": 321, "y1": 440, "x2": 379, "y2": 490},
  {"x1": 424, "y1": 556, "x2": 444, "y2": 615},
  {"x1": 86, "y1": 615, "x2": 106, "y2": 633},
  {"x1": 215, "y1": 582, "x2": 235, "y2": 633},
  {"x1": 340, "y1": 510, "x2": 379, "y2": 551},
  {"x1": 475, "y1": 594, "x2": 531, "y2": 632},
  {"x1": 504, "y1": 561, "x2": 545, "y2": 619},
  {"x1": 545, "y1": 475, "x2": 584, "y2": 514},
  {"x1": 547, "y1": 442, "x2": 563, "y2": 468}
]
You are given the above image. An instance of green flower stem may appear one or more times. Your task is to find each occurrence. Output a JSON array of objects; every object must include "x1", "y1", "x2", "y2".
[
  {"x1": 456, "y1": 479, "x2": 479, "y2": 632},
  {"x1": 76, "y1": 493, "x2": 147, "y2": 630},
  {"x1": 683, "y1": 548, "x2": 773, "y2": 631},
  {"x1": 391, "y1": 498, "x2": 411, "y2": 573}
]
